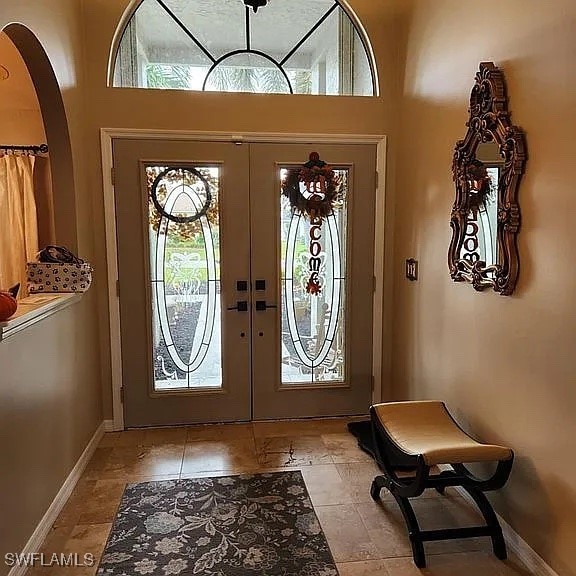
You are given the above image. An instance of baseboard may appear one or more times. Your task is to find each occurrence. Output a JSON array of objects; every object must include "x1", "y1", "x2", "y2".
[
  {"x1": 103, "y1": 419, "x2": 116, "y2": 432},
  {"x1": 8, "y1": 422, "x2": 105, "y2": 576},
  {"x1": 446, "y1": 480, "x2": 560, "y2": 576},
  {"x1": 498, "y1": 514, "x2": 561, "y2": 576}
]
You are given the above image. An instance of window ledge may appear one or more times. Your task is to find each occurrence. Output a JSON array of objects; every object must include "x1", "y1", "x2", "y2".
[{"x1": 0, "y1": 293, "x2": 82, "y2": 342}]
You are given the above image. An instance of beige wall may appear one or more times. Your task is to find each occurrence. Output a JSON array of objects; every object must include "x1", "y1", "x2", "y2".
[
  {"x1": 0, "y1": 33, "x2": 45, "y2": 144},
  {"x1": 0, "y1": 2, "x2": 102, "y2": 569},
  {"x1": 394, "y1": 1, "x2": 576, "y2": 574},
  {"x1": 0, "y1": 33, "x2": 54, "y2": 249},
  {"x1": 81, "y1": 0, "x2": 411, "y2": 418}
]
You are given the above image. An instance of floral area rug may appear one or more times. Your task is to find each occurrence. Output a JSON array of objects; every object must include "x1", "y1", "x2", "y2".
[{"x1": 97, "y1": 471, "x2": 338, "y2": 576}]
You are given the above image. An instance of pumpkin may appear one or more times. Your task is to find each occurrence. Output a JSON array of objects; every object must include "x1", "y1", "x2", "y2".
[{"x1": 0, "y1": 291, "x2": 18, "y2": 321}]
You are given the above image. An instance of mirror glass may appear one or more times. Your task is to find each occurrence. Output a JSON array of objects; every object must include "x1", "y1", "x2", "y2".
[{"x1": 458, "y1": 142, "x2": 502, "y2": 276}]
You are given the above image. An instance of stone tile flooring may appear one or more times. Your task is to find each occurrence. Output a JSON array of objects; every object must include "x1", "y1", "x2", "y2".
[{"x1": 28, "y1": 418, "x2": 534, "y2": 575}]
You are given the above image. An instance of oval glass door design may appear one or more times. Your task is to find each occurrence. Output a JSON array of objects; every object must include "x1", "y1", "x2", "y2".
[
  {"x1": 147, "y1": 165, "x2": 222, "y2": 391},
  {"x1": 280, "y1": 168, "x2": 348, "y2": 385}
]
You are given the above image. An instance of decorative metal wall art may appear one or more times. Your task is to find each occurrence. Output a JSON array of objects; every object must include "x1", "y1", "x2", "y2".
[{"x1": 448, "y1": 62, "x2": 527, "y2": 295}]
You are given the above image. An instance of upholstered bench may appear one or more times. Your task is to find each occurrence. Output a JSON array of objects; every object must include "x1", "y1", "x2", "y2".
[{"x1": 369, "y1": 401, "x2": 514, "y2": 568}]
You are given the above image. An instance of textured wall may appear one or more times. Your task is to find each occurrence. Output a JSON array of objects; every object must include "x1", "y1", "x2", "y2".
[{"x1": 393, "y1": 1, "x2": 576, "y2": 574}]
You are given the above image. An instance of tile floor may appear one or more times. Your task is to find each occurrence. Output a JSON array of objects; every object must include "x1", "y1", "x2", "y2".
[{"x1": 29, "y1": 418, "x2": 534, "y2": 575}]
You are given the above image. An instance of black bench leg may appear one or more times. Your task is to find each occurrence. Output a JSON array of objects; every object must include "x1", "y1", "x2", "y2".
[
  {"x1": 391, "y1": 493, "x2": 426, "y2": 568},
  {"x1": 461, "y1": 485, "x2": 507, "y2": 560},
  {"x1": 370, "y1": 475, "x2": 387, "y2": 501},
  {"x1": 434, "y1": 470, "x2": 455, "y2": 495}
]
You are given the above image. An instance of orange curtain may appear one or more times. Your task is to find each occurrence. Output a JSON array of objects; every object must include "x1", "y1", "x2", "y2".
[{"x1": 0, "y1": 155, "x2": 39, "y2": 296}]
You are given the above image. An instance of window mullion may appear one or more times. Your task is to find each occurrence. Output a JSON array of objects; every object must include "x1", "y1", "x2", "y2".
[
  {"x1": 245, "y1": 6, "x2": 251, "y2": 51},
  {"x1": 279, "y1": 2, "x2": 338, "y2": 67},
  {"x1": 154, "y1": 0, "x2": 216, "y2": 63}
]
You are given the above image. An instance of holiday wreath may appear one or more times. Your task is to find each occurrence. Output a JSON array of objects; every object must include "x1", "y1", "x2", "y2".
[{"x1": 281, "y1": 152, "x2": 342, "y2": 221}]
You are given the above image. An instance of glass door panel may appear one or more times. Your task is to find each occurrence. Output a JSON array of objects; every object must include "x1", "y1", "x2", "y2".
[
  {"x1": 147, "y1": 166, "x2": 223, "y2": 390},
  {"x1": 280, "y1": 168, "x2": 348, "y2": 385}
]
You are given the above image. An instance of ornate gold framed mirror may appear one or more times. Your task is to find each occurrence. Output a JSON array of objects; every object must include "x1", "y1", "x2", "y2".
[{"x1": 448, "y1": 62, "x2": 527, "y2": 295}]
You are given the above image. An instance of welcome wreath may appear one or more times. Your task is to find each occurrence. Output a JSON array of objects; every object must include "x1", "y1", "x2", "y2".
[
  {"x1": 281, "y1": 152, "x2": 342, "y2": 221},
  {"x1": 281, "y1": 153, "x2": 343, "y2": 296},
  {"x1": 466, "y1": 159, "x2": 495, "y2": 216}
]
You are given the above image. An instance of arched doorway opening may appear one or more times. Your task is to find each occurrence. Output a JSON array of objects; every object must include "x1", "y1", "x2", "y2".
[{"x1": 1, "y1": 23, "x2": 77, "y2": 254}]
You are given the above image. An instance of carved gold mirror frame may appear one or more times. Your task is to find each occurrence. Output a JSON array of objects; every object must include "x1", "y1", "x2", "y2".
[{"x1": 449, "y1": 62, "x2": 527, "y2": 295}]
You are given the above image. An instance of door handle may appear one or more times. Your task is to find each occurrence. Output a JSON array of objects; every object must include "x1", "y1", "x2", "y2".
[
  {"x1": 227, "y1": 300, "x2": 249, "y2": 312},
  {"x1": 255, "y1": 300, "x2": 277, "y2": 311}
]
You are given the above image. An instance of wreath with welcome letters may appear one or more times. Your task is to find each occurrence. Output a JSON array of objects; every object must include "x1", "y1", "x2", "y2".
[
  {"x1": 281, "y1": 152, "x2": 342, "y2": 221},
  {"x1": 281, "y1": 153, "x2": 342, "y2": 295}
]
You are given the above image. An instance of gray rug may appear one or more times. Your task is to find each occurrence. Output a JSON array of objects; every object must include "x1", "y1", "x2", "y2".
[{"x1": 97, "y1": 471, "x2": 338, "y2": 576}]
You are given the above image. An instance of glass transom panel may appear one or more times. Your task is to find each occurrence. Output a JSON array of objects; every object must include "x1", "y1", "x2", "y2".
[
  {"x1": 147, "y1": 165, "x2": 222, "y2": 391},
  {"x1": 280, "y1": 167, "x2": 348, "y2": 386},
  {"x1": 204, "y1": 53, "x2": 291, "y2": 94},
  {"x1": 113, "y1": 0, "x2": 375, "y2": 96}
]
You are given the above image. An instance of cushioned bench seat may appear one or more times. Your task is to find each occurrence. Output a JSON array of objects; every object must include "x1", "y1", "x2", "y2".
[
  {"x1": 369, "y1": 400, "x2": 514, "y2": 568},
  {"x1": 372, "y1": 401, "x2": 513, "y2": 466}
]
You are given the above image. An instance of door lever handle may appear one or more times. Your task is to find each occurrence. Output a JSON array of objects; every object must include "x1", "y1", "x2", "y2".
[
  {"x1": 255, "y1": 300, "x2": 277, "y2": 311},
  {"x1": 227, "y1": 300, "x2": 249, "y2": 312}
]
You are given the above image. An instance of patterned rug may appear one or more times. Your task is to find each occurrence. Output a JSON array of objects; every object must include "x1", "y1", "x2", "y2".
[{"x1": 97, "y1": 471, "x2": 338, "y2": 576}]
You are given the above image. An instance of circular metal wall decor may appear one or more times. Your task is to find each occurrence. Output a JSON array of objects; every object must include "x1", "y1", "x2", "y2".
[{"x1": 150, "y1": 167, "x2": 212, "y2": 223}]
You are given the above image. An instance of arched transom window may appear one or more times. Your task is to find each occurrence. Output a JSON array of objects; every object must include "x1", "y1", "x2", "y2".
[{"x1": 112, "y1": 0, "x2": 377, "y2": 96}]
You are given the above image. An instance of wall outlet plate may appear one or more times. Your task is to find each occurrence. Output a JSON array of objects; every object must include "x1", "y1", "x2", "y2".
[{"x1": 405, "y1": 258, "x2": 418, "y2": 281}]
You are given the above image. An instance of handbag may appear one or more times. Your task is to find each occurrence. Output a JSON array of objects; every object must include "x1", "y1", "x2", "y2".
[{"x1": 26, "y1": 246, "x2": 93, "y2": 294}]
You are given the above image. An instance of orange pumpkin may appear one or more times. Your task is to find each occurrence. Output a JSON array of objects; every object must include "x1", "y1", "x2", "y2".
[{"x1": 0, "y1": 291, "x2": 18, "y2": 321}]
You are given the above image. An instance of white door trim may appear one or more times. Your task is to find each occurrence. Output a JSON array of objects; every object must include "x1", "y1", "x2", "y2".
[{"x1": 100, "y1": 128, "x2": 388, "y2": 431}]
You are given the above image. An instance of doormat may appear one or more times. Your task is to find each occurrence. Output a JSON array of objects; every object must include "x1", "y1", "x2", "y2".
[
  {"x1": 97, "y1": 471, "x2": 338, "y2": 576},
  {"x1": 347, "y1": 420, "x2": 376, "y2": 459},
  {"x1": 347, "y1": 420, "x2": 417, "y2": 470}
]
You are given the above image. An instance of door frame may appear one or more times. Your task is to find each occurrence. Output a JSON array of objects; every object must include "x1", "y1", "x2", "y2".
[{"x1": 101, "y1": 129, "x2": 388, "y2": 431}]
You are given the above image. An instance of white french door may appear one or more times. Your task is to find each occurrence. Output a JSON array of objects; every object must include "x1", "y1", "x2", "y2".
[{"x1": 113, "y1": 138, "x2": 376, "y2": 427}]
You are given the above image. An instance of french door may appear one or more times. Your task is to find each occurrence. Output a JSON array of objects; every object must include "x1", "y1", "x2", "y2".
[{"x1": 113, "y1": 139, "x2": 376, "y2": 427}]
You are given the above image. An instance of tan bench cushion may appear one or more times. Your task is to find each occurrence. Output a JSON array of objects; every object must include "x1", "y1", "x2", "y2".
[{"x1": 373, "y1": 401, "x2": 513, "y2": 466}]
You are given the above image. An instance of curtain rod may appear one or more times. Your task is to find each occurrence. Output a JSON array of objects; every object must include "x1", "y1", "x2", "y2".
[{"x1": 0, "y1": 144, "x2": 49, "y2": 154}]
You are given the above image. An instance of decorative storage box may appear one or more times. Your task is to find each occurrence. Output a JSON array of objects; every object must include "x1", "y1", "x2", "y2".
[{"x1": 26, "y1": 262, "x2": 93, "y2": 294}]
